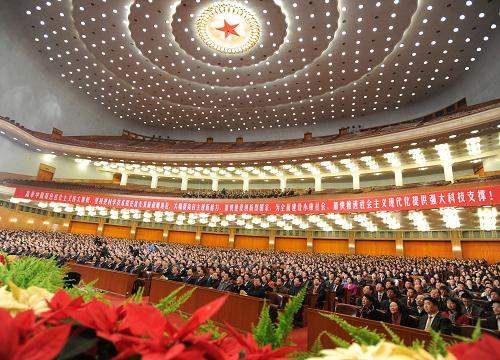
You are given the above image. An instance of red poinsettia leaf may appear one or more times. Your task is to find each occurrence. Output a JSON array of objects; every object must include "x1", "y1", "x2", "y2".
[
  {"x1": 14, "y1": 324, "x2": 71, "y2": 360},
  {"x1": 119, "y1": 303, "x2": 166, "y2": 339},
  {"x1": 12, "y1": 310, "x2": 37, "y2": 337},
  {"x1": 71, "y1": 300, "x2": 118, "y2": 332},
  {"x1": 448, "y1": 335, "x2": 500, "y2": 360},
  {"x1": 140, "y1": 342, "x2": 186, "y2": 360},
  {"x1": 172, "y1": 295, "x2": 228, "y2": 342},
  {"x1": 0, "y1": 310, "x2": 19, "y2": 359},
  {"x1": 224, "y1": 323, "x2": 260, "y2": 352}
]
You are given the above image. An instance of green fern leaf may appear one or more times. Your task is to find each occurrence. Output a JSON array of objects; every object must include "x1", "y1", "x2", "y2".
[
  {"x1": 321, "y1": 313, "x2": 383, "y2": 346},
  {"x1": 273, "y1": 282, "x2": 308, "y2": 349},
  {"x1": 252, "y1": 301, "x2": 277, "y2": 347},
  {"x1": 155, "y1": 285, "x2": 195, "y2": 315},
  {"x1": 381, "y1": 323, "x2": 403, "y2": 345},
  {"x1": 427, "y1": 330, "x2": 449, "y2": 357}
]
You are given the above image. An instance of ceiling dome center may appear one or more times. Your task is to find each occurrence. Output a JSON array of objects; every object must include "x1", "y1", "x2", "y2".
[{"x1": 195, "y1": 2, "x2": 261, "y2": 55}]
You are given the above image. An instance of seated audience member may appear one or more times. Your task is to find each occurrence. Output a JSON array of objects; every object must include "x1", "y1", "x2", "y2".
[
  {"x1": 384, "y1": 301, "x2": 415, "y2": 328},
  {"x1": 483, "y1": 301, "x2": 500, "y2": 331},
  {"x1": 344, "y1": 277, "x2": 358, "y2": 302},
  {"x1": 357, "y1": 285, "x2": 376, "y2": 307},
  {"x1": 310, "y1": 277, "x2": 326, "y2": 309},
  {"x1": 405, "y1": 288, "x2": 418, "y2": 310},
  {"x1": 289, "y1": 277, "x2": 304, "y2": 296},
  {"x1": 167, "y1": 266, "x2": 183, "y2": 282},
  {"x1": 274, "y1": 278, "x2": 289, "y2": 294},
  {"x1": 418, "y1": 297, "x2": 452, "y2": 334},
  {"x1": 443, "y1": 297, "x2": 470, "y2": 326},
  {"x1": 184, "y1": 268, "x2": 197, "y2": 285},
  {"x1": 330, "y1": 277, "x2": 345, "y2": 302},
  {"x1": 233, "y1": 276, "x2": 246, "y2": 294},
  {"x1": 242, "y1": 277, "x2": 266, "y2": 298},
  {"x1": 375, "y1": 282, "x2": 388, "y2": 305},
  {"x1": 360, "y1": 295, "x2": 384, "y2": 321},
  {"x1": 380, "y1": 288, "x2": 400, "y2": 311},
  {"x1": 461, "y1": 292, "x2": 484, "y2": 317},
  {"x1": 217, "y1": 272, "x2": 234, "y2": 292}
]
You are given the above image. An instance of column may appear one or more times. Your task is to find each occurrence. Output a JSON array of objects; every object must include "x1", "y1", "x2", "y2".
[
  {"x1": 195, "y1": 226, "x2": 202, "y2": 245},
  {"x1": 395, "y1": 231, "x2": 404, "y2": 256},
  {"x1": 63, "y1": 214, "x2": 72, "y2": 231},
  {"x1": 352, "y1": 172, "x2": 360, "y2": 190},
  {"x1": 130, "y1": 221, "x2": 138, "y2": 240},
  {"x1": 269, "y1": 228, "x2": 276, "y2": 251},
  {"x1": 243, "y1": 178, "x2": 250, "y2": 191},
  {"x1": 96, "y1": 218, "x2": 105, "y2": 236},
  {"x1": 450, "y1": 230, "x2": 462, "y2": 259},
  {"x1": 181, "y1": 176, "x2": 188, "y2": 191},
  {"x1": 279, "y1": 177, "x2": 287, "y2": 191},
  {"x1": 306, "y1": 231, "x2": 314, "y2": 252},
  {"x1": 120, "y1": 172, "x2": 128, "y2": 186},
  {"x1": 150, "y1": 174, "x2": 158, "y2": 189},
  {"x1": 228, "y1": 227, "x2": 235, "y2": 248},
  {"x1": 394, "y1": 167, "x2": 403, "y2": 187},
  {"x1": 162, "y1": 223, "x2": 170, "y2": 242},
  {"x1": 443, "y1": 163, "x2": 454, "y2": 183},
  {"x1": 211, "y1": 178, "x2": 219, "y2": 191},
  {"x1": 348, "y1": 232, "x2": 356, "y2": 254},
  {"x1": 314, "y1": 176, "x2": 322, "y2": 192}
]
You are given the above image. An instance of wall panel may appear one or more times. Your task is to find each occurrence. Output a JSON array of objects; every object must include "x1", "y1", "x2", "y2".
[
  {"x1": 234, "y1": 235, "x2": 268, "y2": 250},
  {"x1": 313, "y1": 239, "x2": 349, "y2": 254},
  {"x1": 461, "y1": 241, "x2": 500, "y2": 263},
  {"x1": 404, "y1": 240, "x2": 452, "y2": 258},
  {"x1": 168, "y1": 230, "x2": 196, "y2": 245},
  {"x1": 69, "y1": 221, "x2": 98, "y2": 235},
  {"x1": 275, "y1": 237, "x2": 307, "y2": 252},
  {"x1": 201, "y1": 233, "x2": 229, "y2": 248},
  {"x1": 102, "y1": 224, "x2": 131, "y2": 239},
  {"x1": 355, "y1": 240, "x2": 396, "y2": 256},
  {"x1": 135, "y1": 227, "x2": 163, "y2": 242}
]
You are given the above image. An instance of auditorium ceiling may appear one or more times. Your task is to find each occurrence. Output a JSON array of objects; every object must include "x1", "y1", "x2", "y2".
[{"x1": 16, "y1": 0, "x2": 499, "y2": 133}]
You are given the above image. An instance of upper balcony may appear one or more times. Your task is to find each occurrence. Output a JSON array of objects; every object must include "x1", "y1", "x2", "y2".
[{"x1": 0, "y1": 99, "x2": 499, "y2": 165}]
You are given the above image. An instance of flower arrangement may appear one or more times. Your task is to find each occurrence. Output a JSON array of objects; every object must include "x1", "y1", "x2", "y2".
[{"x1": 0, "y1": 255, "x2": 498, "y2": 359}]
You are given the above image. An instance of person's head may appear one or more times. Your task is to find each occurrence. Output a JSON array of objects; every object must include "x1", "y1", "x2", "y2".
[
  {"x1": 362, "y1": 295, "x2": 375, "y2": 307},
  {"x1": 461, "y1": 293, "x2": 473, "y2": 308},
  {"x1": 253, "y1": 277, "x2": 261, "y2": 287},
  {"x1": 389, "y1": 301, "x2": 401, "y2": 315},
  {"x1": 492, "y1": 301, "x2": 500, "y2": 316},
  {"x1": 387, "y1": 289, "x2": 397, "y2": 300},
  {"x1": 407, "y1": 288, "x2": 416, "y2": 299},
  {"x1": 375, "y1": 283, "x2": 384, "y2": 292},
  {"x1": 446, "y1": 298, "x2": 462, "y2": 313},
  {"x1": 423, "y1": 297, "x2": 439, "y2": 315},
  {"x1": 416, "y1": 294, "x2": 426, "y2": 307},
  {"x1": 236, "y1": 276, "x2": 243, "y2": 285},
  {"x1": 187, "y1": 268, "x2": 193, "y2": 276},
  {"x1": 313, "y1": 277, "x2": 321, "y2": 286},
  {"x1": 362, "y1": 285, "x2": 373, "y2": 296},
  {"x1": 430, "y1": 288, "x2": 439, "y2": 299}
]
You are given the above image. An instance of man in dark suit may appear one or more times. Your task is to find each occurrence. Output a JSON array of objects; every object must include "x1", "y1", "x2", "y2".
[
  {"x1": 217, "y1": 272, "x2": 234, "y2": 292},
  {"x1": 167, "y1": 266, "x2": 183, "y2": 282},
  {"x1": 418, "y1": 297, "x2": 452, "y2": 334},
  {"x1": 195, "y1": 269, "x2": 208, "y2": 287},
  {"x1": 375, "y1": 282, "x2": 388, "y2": 305},
  {"x1": 184, "y1": 268, "x2": 197, "y2": 285},
  {"x1": 244, "y1": 278, "x2": 266, "y2": 298},
  {"x1": 331, "y1": 277, "x2": 345, "y2": 302},
  {"x1": 483, "y1": 301, "x2": 499, "y2": 331},
  {"x1": 461, "y1": 293, "x2": 484, "y2": 317},
  {"x1": 233, "y1": 276, "x2": 246, "y2": 294}
]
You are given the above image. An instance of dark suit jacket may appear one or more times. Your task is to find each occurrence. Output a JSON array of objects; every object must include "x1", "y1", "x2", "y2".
[
  {"x1": 360, "y1": 306, "x2": 384, "y2": 321},
  {"x1": 184, "y1": 276, "x2": 197, "y2": 285},
  {"x1": 384, "y1": 311, "x2": 416, "y2": 328},
  {"x1": 195, "y1": 276, "x2": 208, "y2": 287},
  {"x1": 483, "y1": 315, "x2": 499, "y2": 331},
  {"x1": 418, "y1": 313, "x2": 452, "y2": 334},
  {"x1": 247, "y1": 285, "x2": 266, "y2": 298},
  {"x1": 330, "y1": 284, "x2": 344, "y2": 299},
  {"x1": 233, "y1": 284, "x2": 246, "y2": 294},
  {"x1": 168, "y1": 273, "x2": 183, "y2": 282}
]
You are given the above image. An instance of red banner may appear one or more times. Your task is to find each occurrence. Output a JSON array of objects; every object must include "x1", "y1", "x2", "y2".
[{"x1": 12, "y1": 185, "x2": 499, "y2": 215}]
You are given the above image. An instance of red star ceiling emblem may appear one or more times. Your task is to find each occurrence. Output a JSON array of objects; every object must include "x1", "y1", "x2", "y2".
[{"x1": 216, "y1": 19, "x2": 240, "y2": 38}]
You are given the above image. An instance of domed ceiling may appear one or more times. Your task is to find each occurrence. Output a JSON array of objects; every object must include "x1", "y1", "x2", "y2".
[{"x1": 19, "y1": 0, "x2": 498, "y2": 133}]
